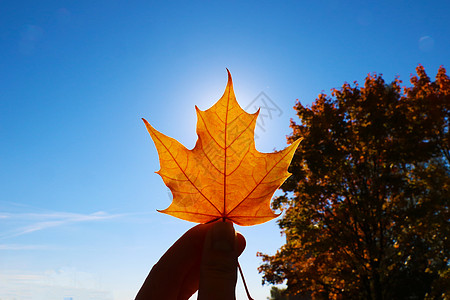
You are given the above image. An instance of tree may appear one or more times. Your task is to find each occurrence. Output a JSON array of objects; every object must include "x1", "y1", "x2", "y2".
[
  {"x1": 268, "y1": 286, "x2": 289, "y2": 300},
  {"x1": 268, "y1": 286, "x2": 309, "y2": 300},
  {"x1": 258, "y1": 66, "x2": 450, "y2": 300}
]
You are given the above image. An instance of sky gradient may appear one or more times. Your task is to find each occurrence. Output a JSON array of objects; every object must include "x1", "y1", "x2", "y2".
[{"x1": 1, "y1": 1, "x2": 449, "y2": 299}]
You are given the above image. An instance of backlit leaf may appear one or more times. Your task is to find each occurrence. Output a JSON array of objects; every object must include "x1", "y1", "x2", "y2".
[{"x1": 143, "y1": 70, "x2": 300, "y2": 226}]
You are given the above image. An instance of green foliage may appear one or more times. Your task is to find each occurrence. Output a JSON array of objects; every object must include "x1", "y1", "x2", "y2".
[
  {"x1": 268, "y1": 286, "x2": 289, "y2": 300},
  {"x1": 259, "y1": 66, "x2": 450, "y2": 300}
]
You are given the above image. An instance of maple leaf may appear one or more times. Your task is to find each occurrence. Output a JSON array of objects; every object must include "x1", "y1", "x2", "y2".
[{"x1": 143, "y1": 70, "x2": 301, "y2": 226}]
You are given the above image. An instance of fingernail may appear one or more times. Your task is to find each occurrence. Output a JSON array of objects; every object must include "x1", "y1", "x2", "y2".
[{"x1": 212, "y1": 221, "x2": 235, "y2": 252}]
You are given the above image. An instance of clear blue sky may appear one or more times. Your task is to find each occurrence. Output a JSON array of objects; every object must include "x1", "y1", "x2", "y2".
[{"x1": 1, "y1": 1, "x2": 449, "y2": 299}]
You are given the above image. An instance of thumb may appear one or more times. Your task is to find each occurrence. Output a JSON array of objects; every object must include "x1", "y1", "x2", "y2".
[{"x1": 198, "y1": 221, "x2": 245, "y2": 300}]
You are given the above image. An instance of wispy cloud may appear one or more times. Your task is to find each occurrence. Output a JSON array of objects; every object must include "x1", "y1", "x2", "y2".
[
  {"x1": 0, "y1": 209, "x2": 123, "y2": 240},
  {"x1": 0, "y1": 268, "x2": 113, "y2": 300}
]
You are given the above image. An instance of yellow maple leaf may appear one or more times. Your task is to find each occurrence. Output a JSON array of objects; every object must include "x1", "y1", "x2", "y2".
[{"x1": 143, "y1": 70, "x2": 300, "y2": 226}]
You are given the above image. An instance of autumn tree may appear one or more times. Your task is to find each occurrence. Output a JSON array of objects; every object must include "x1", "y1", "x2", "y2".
[{"x1": 258, "y1": 65, "x2": 450, "y2": 300}]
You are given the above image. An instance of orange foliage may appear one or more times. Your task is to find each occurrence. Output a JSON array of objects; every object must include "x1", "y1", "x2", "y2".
[{"x1": 143, "y1": 70, "x2": 300, "y2": 226}]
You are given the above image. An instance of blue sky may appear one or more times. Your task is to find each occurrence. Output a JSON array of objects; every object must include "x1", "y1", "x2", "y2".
[{"x1": 1, "y1": 1, "x2": 449, "y2": 299}]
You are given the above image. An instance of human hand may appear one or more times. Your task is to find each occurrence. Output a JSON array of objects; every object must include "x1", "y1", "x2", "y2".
[{"x1": 136, "y1": 221, "x2": 246, "y2": 300}]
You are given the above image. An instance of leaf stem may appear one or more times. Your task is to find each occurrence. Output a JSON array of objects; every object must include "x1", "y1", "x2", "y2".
[{"x1": 238, "y1": 260, "x2": 254, "y2": 300}]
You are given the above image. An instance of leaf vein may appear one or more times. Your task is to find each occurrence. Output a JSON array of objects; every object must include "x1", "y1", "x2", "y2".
[
  {"x1": 227, "y1": 150, "x2": 292, "y2": 216},
  {"x1": 149, "y1": 124, "x2": 222, "y2": 215}
]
